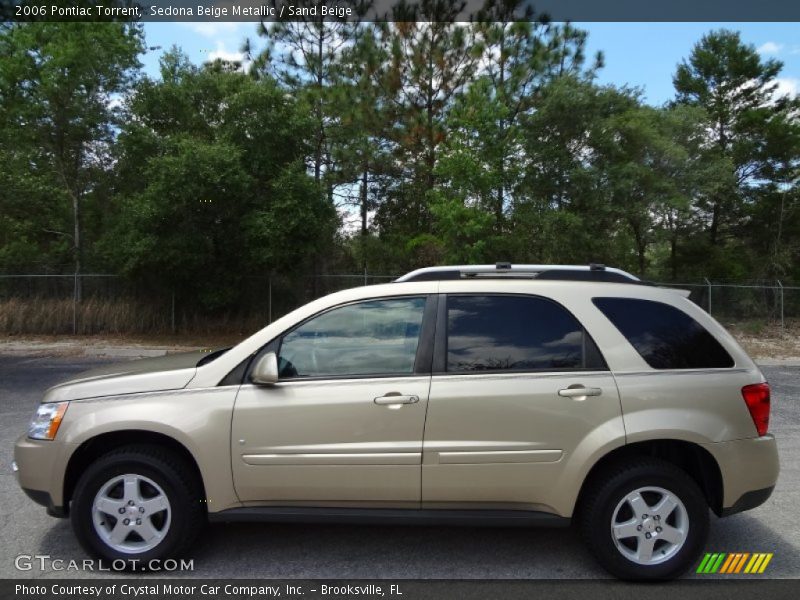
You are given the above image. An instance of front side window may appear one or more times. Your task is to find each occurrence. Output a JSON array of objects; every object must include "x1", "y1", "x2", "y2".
[
  {"x1": 278, "y1": 297, "x2": 426, "y2": 378},
  {"x1": 592, "y1": 297, "x2": 734, "y2": 369},
  {"x1": 446, "y1": 295, "x2": 605, "y2": 372}
]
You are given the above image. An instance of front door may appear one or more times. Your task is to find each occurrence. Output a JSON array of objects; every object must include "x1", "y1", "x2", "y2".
[{"x1": 231, "y1": 295, "x2": 434, "y2": 506}]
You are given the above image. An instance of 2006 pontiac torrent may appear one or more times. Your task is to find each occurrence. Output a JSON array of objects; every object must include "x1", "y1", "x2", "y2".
[{"x1": 14, "y1": 264, "x2": 779, "y2": 580}]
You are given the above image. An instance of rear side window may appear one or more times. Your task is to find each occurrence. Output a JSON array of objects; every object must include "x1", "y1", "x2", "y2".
[
  {"x1": 446, "y1": 295, "x2": 606, "y2": 372},
  {"x1": 592, "y1": 297, "x2": 734, "y2": 369}
]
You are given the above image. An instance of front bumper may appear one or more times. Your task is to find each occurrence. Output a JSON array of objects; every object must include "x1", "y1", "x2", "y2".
[
  {"x1": 14, "y1": 434, "x2": 73, "y2": 518},
  {"x1": 701, "y1": 434, "x2": 779, "y2": 517},
  {"x1": 20, "y1": 486, "x2": 66, "y2": 517}
]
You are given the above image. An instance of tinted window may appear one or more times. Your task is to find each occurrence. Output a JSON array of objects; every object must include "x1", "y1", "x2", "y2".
[
  {"x1": 592, "y1": 297, "x2": 734, "y2": 369},
  {"x1": 279, "y1": 297, "x2": 426, "y2": 378},
  {"x1": 446, "y1": 295, "x2": 604, "y2": 372}
]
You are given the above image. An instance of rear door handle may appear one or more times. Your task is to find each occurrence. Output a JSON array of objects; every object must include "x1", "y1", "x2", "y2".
[
  {"x1": 558, "y1": 387, "x2": 602, "y2": 398},
  {"x1": 374, "y1": 394, "x2": 419, "y2": 405}
]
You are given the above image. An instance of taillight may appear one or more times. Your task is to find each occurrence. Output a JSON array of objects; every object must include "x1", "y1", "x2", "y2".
[{"x1": 742, "y1": 382, "x2": 770, "y2": 436}]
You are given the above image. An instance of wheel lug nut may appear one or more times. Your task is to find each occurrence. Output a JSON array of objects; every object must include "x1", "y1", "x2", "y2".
[
  {"x1": 655, "y1": 515, "x2": 660, "y2": 521},
  {"x1": 645, "y1": 532, "x2": 651, "y2": 539},
  {"x1": 136, "y1": 518, "x2": 142, "y2": 525},
  {"x1": 642, "y1": 514, "x2": 648, "y2": 519},
  {"x1": 118, "y1": 507, "x2": 125, "y2": 514},
  {"x1": 637, "y1": 525, "x2": 642, "y2": 531},
  {"x1": 139, "y1": 506, "x2": 145, "y2": 513},
  {"x1": 128, "y1": 500, "x2": 135, "y2": 506},
  {"x1": 123, "y1": 518, "x2": 130, "y2": 525},
  {"x1": 656, "y1": 527, "x2": 662, "y2": 532}
]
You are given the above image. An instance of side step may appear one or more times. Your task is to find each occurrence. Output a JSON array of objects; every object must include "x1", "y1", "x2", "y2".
[{"x1": 208, "y1": 507, "x2": 570, "y2": 528}]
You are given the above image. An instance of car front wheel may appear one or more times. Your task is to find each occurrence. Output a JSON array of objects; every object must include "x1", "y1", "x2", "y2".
[{"x1": 71, "y1": 445, "x2": 205, "y2": 570}]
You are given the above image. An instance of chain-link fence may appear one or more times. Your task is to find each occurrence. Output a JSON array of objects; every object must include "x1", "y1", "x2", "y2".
[
  {"x1": 0, "y1": 273, "x2": 798, "y2": 335},
  {"x1": 0, "y1": 273, "x2": 398, "y2": 335},
  {"x1": 656, "y1": 280, "x2": 799, "y2": 329}
]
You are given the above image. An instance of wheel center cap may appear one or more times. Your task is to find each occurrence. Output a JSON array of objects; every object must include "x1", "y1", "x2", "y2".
[{"x1": 642, "y1": 518, "x2": 655, "y2": 532}]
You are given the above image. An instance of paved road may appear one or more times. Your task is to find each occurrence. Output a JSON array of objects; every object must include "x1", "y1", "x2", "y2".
[{"x1": 1, "y1": 355, "x2": 797, "y2": 579}]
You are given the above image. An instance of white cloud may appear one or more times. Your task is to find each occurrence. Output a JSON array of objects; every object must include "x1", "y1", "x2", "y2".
[
  {"x1": 206, "y1": 41, "x2": 245, "y2": 64},
  {"x1": 757, "y1": 41, "x2": 783, "y2": 55},
  {"x1": 774, "y1": 78, "x2": 799, "y2": 98}
]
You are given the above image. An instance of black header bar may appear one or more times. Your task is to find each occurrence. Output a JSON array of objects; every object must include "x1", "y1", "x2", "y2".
[{"x1": 2, "y1": 0, "x2": 800, "y2": 23}]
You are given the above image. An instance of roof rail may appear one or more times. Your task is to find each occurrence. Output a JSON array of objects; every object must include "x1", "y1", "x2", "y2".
[{"x1": 395, "y1": 263, "x2": 642, "y2": 284}]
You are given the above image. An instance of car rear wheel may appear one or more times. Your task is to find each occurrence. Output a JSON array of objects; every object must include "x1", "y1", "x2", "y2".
[
  {"x1": 579, "y1": 458, "x2": 709, "y2": 580},
  {"x1": 71, "y1": 445, "x2": 205, "y2": 570}
]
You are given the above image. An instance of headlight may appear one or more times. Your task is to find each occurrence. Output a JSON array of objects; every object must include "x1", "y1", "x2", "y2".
[{"x1": 28, "y1": 402, "x2": 69, "y2": 440}]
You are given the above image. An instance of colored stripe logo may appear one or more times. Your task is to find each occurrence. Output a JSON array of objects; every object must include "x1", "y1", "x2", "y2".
[{"x1": 697, "y1": 552, "x2": 773, "y2": 574}]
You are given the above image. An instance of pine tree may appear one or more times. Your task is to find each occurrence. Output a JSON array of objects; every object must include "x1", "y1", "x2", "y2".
[{"x1": 673, "y1": 30, "x2": 789, "y2": 252}]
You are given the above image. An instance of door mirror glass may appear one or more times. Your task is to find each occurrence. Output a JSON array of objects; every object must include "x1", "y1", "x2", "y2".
[{"x1": 251, "y1": 352, "x2": 279, "y2": 385}]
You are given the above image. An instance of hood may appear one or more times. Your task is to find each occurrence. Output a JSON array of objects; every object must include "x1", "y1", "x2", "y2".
[{"x1": 41, "y1": 350, "x2": 210, "y2": 403}]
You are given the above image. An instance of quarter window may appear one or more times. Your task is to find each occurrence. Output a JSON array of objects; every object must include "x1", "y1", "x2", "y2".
[
  {"x1": 445, "y1": 295, "x2": 605, "y2": 372},
  {"x1": 592, "y1": 297, "x2": 734, "y2": 369},
  {"x1": 278, "y1": 297, "x2": 426, "y2": 378}
]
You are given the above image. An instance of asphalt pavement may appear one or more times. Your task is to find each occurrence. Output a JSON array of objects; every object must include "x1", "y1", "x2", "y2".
[{"x1": 1, "y1": 355, "x2": 797, "y2": 579}]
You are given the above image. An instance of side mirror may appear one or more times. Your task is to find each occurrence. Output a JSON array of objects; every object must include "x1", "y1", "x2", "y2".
[{"x1": 251, "y1": 352, "x2": 279, "y2": 385}]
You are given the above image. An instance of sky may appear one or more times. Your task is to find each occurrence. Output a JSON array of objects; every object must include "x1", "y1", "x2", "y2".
[{"x1": 140, "y1": 21, "x2": 800, "y2": 105}]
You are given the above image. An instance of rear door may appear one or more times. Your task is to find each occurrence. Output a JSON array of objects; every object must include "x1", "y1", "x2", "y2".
[{"x1": 422, "y1": 293, "x2": 624, "y2": 514}]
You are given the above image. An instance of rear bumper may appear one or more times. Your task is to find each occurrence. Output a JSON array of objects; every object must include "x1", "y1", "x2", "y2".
[
  {"x1": 720, "y1": 486, "x2": 774, "y2": 517},
  {"x1": 701, "y1": 434, "x2": 779, "y2": 516}
]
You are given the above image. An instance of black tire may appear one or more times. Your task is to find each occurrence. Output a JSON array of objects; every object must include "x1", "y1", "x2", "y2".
[
  {"x1": 579, "y1": 458, "x2": 709, "y2": 581},
  {"x1": 70, "y1": 444, "x2": 205, "y2": 571}
]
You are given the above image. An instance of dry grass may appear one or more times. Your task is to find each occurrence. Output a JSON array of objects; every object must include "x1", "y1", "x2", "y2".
[
  {"x1": 723, "y1": 318, "x2": 800, "y2": 361},
  {"x1": 0, "y1": 297, "x2": 166, "y2": 335},
  {"x1": 0, "y1": 297, "x2": 269, "y2": 339}
]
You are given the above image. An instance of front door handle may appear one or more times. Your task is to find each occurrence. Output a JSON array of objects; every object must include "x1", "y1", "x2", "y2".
[
  {"x1": 558, "y1": 386, "x2": 602, "y2": 398},
  {"x1": 374, "y1": 394, "x2": 419, "y2": 405}
]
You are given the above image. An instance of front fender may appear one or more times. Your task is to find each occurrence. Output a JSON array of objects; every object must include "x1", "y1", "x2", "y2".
[{"x1": 57, "y1": 387, "x2": 240, "y2": 513}]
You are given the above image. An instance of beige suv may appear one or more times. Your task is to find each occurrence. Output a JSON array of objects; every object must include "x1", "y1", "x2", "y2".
[{"x1": 14, "y1": 264, "x2": 778, "y2": 580}]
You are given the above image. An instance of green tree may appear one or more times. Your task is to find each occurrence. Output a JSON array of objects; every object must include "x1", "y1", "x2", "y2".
[
  {"x1": 107, "y1": 52, "x2": 336, "y2": 310},
  {"x1": 430, "y1": 6, "x2": 600, "y2": 266},
  {"x1": 0, "y1": 22, "x2": 143, "y2": 294},
  {"x1": 327, "y1": 20, "x2": 392, "y2": 269},
  {"x1": 431, "y1": 78, "x2": 505, "y2": 261},
  {"x1": 648, "y1": 105, "x2": 729, "y2": 280},
  {"x1": 512, "y1": 77, "x2": 634, "y2": 265},
  {"x1": 252, "y1": 4, "x2": 375, "y2": 280},
  {"x1": 747, "y1": 106, "x2": 800, "y2": 278},
  {"x1": 596, "y1": 105, "x2": 724, "y2": 277},
  {"x1": 386, "y1": 7, "x2": 480, "y2": 193},
  {"x1": 252, "y1": 4, "x2": 370, "y2": 189},
  {"x1": 673, "y1": 29, "x2": 795, "y2": 266},
  {"x1": 474, "y1": 6, "x2": 602, "y2": 230},
  {"x1": 367, "y1": 5, "x2": 483, "y2": 268}
]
